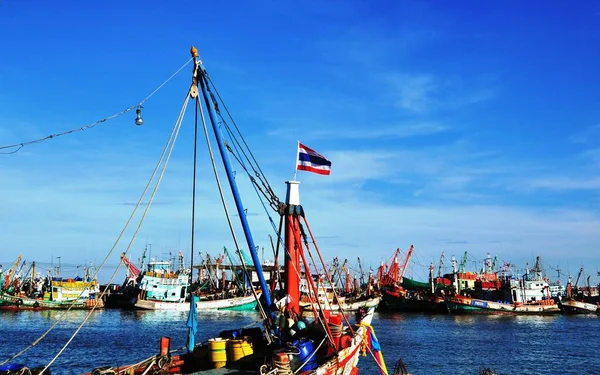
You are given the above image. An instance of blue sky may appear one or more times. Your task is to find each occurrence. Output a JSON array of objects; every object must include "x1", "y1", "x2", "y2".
[{"x1": 1, "y1": 1, "x2": 599, "y2": 284}]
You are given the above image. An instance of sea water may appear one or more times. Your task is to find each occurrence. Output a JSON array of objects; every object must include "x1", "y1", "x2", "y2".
[{"x1": 0, "y1": 310, "x2": 598, "y2": 375}]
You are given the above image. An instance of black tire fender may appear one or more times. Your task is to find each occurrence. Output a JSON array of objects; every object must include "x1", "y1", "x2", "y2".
[
  {"x1": 33, "y1": 301, "x2": 40, "y2": 308},
  {"x1": 15, "y1": 298, "x2": 23, "y2": 306}
]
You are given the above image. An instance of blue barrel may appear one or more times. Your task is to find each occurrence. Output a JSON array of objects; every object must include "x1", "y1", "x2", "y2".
[
  {"x1": 292, "y1": 338, "x2": 317, "y2": 371},
  {"x1": 0, "y1": 364, "x2": 25, "y2": 371}
]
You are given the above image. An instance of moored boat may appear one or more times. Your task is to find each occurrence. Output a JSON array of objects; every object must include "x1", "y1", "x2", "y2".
[
  {"x1": 0, "y1": 266, "x2": 103, "y2": 311},
  {"x1": 558, "y1": 299, "x2": 599, "y2": 314},
  {"x1": 135, "y1": 293, "x2": 259, "y2": 311},
  {"x1": 0, "y1": 46, "x2": 386, "y2": 374},
  {"x1": 446, "y1": 294, "x2": 560, "y2": 314},
  {"x1": 0, "y1": 291, "x2": 103, "y2": 311},
  {"x1": 300, "y1": 296, "x2": 380, "y2": 316},
  {"x1": 132, "y1": 253, "x2": 262, "y2": 311}
]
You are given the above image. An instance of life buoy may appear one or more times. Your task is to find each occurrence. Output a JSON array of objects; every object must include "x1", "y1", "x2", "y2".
[
  {"x1": 15, "y1": 298, "x2": 23, "y2": 306},
  {"x1": 33, "y1": 301, "x2": 40, "y2": 308}
]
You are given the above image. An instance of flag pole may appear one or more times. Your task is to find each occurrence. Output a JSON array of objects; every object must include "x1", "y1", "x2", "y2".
[{"x1": 292, "y1": 140, "x2": 299, "y2": 181}]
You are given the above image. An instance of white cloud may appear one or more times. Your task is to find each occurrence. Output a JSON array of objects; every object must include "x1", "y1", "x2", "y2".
[
  {"x1": 310, "y1": 122, "x2": 450, "y2": 140},
  {"x1": 526, "y1": 177, "x2": 600, "y2": 191},
  {"x1": 570, "y1": 124, "x2": 600, "y2": 144},
  {"x1": 383, "y1": 73, "x2": 497, "y2": 114},
  {"x1": 388, "y1": 74, "x2": 439, "y2": 113}
]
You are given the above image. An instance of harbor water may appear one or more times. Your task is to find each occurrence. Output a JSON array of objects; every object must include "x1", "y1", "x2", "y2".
[{"x1": 0, "y1": 310, "x2": 598, "y2": 375}]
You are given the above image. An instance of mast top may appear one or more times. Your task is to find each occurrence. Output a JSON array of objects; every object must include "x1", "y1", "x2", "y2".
[
  {"x1": 190, "y1": 45, "x2": 199, "y2": 58},
  {"x1": 285, "y1": 180, "x2": 300, "y2": 205}
]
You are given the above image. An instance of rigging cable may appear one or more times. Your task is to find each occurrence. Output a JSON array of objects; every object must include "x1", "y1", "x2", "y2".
[
  {"x1": 193, "y1": 85, "x2": 271, "y2": 328},
  {"x1": 0, "y1": 57, "x2": 192, "y2": 154},
  {"x1": 0, "y1": 91, "x2": 190, "y2": 368},
  {"x1": 39, "y1": 93, "x2": 190, "y2": 374},
  {"x1": 204, "y1": 73, "x2": 280, "y2": 209},
  {"x1": 300, "y1": 215, "x2": 356, "y2": 334}
]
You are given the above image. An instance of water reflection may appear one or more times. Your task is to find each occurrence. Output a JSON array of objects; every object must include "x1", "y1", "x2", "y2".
[
  {"x1": 1, "y1": 309, "x2": 599, "y2": 374},
  {"x1": 128, "y1": 309, "x2": 261, "y2": 323}
]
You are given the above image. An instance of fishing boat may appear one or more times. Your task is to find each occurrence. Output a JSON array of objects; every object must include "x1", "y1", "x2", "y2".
[
  {"x1": 558, "y1": 299, "x2": 599, "y2": 314},
  {"x1": 447, "y1": 271, "x2": 561, "y2": 314},
  {"x1": 378, "y1": 246, "x2": 447, "y2": 313},
  {"x1": 558, "y1": 269, "x2": 600, "y2": 314},
  {"x1": 0, "y1": 279, "x2": 104, "y2": 311},
  {"x1": 0, "y1": 46, "x2": 385, "y2": 375},
  {"x1": 0, "y1": 258, "x2": 103, "y2": 310},
  {"x1": 299, "y1": 279, "x2": 380, "y2": 316},
  {"x1": 445, "y1": 294, "x2": 560, "y2": 315},
  {"x1": 107, "y1": 250, "x2": 259, "y2": 311}
]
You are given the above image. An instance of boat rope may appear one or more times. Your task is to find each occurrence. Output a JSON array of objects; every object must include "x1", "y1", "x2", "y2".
[
  {"x1": 193, "y1": 60, "x2": 275, "y2": 327},
  {"x1": 299, "y1": 215, "x2": 355, "y2": 335},
  {"x1": 189, "y1": 87, "x2": 200, "y2": 292},
  {"x1": 193, "y1": 89, "x2": 271, "y2": 331},
  {"x1": 202, "y1": 71, "x2": 281, "y2": 211},
  {"x1": 288, "y1": 215, "x2": 337, "y2": 349},
  {"x1": 0, "y1": 90, "x2": 191, "y2": 370},
  {"x1": 0, "y1": 57, "x2": 192, "y2": 154},
  {"x1": 206, "y1": 74, "x2": 279, "y2": 204},
  {"x1": 38, "y1": 93, "x2": 190, "y2": 374},
  {"x1": 139, "y1": 358, "x2": 157, "y2": 375},
  {"x1": 222, "y1": 247, "x2": 245, "y2": 291}
]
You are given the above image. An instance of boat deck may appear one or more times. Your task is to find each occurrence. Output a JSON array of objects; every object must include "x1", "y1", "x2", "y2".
[
  {"x1": 188, "y1": 370, "x2": 257, "y2": 374},
  {"x1": 188, "y1": 370, "x2": 259, "y2": 374}
]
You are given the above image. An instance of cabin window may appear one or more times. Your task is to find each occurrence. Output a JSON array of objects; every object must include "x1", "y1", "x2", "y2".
[{"x1": 153, "y1": 285, "x2": 157, "y2": 288}]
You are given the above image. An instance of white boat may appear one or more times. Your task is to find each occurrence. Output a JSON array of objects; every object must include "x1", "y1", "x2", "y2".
[
  {"x1": 559, "y1": 299, "x2": 599, "y2": 314},
  {"x1": 135, "y1": 293, "x2": 259, "y2": 311},
  {"x1": 300, "y1": 296, "x2": 381, "y2": 316}
]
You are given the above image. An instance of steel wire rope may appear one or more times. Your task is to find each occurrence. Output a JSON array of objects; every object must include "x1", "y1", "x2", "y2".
[
  {"x1": 39, "y1": 94, "x2": 190, "y2": 374},
  {"x1": 200, "y1": 59, "x2": 348, "y2": 347},
  {"x1": 0, "y1": 58, "x2": 193, "y2": 154},
  {"x1": 221, "y1": 121, "x2": 278, "y2": 207},
  {"x1": 201, "y1": 72, "x2": 303, "y2": 325},
  {"x1": 193, "y1": 91, "x2": 270, "y2": 329},
  {"x1": 216, "y1": 102, "x2": 284, "y2": 243},
  {"x1": 204, "y1": 74, "x2": 280, "y2": 207},
  {"x1": 224, "y1": 147, "x2": 330, "y2": 337},
  {"x1": 288, "y1": 216, "x2": 337, "y2": 349},
  {"x1": 267, "y1": 209, "x2": 333, "y2": 345},
  {"x1": 206, "y1": 73, "x2": 275, "y2": 196},
  {"x1": 0, "y1": 92, "x2": 190, "y2": 369},
  {"x1": 404, "y1": 251, "x2": 430, "y2": 281},
  {"x1": 299, "y1": 215, "x2": 356, "y2": 334},
  {"x1": 194, "y1": 70, "x2": 271, "y2": 319}
]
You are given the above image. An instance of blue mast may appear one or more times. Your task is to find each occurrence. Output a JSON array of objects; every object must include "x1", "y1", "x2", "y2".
[{"x1": 196, "y1": 64, "x2": 273, "y2": 309}]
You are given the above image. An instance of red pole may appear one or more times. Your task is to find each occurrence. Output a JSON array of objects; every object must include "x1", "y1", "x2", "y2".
[{"x1": 285, "y1": 213, "x2": 301, "y2": 315}]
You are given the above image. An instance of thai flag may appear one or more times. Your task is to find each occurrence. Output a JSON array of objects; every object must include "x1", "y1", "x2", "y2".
[{"x1": 297, "y1": 143, "x2": 331, "y2": 175}]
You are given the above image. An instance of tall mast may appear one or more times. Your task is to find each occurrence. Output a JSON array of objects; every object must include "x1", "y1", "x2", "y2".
[{"x1": 192, "y1": 48, "x2": 272, "y2": 308}]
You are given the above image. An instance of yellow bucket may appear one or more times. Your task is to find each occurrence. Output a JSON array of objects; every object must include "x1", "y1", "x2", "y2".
[
  {"x1": 209, "y1": 338, "x2": 228, "y2": 368},
  {"x1": 227, "y1": 336, "x2": 253, "y2": 362}
]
